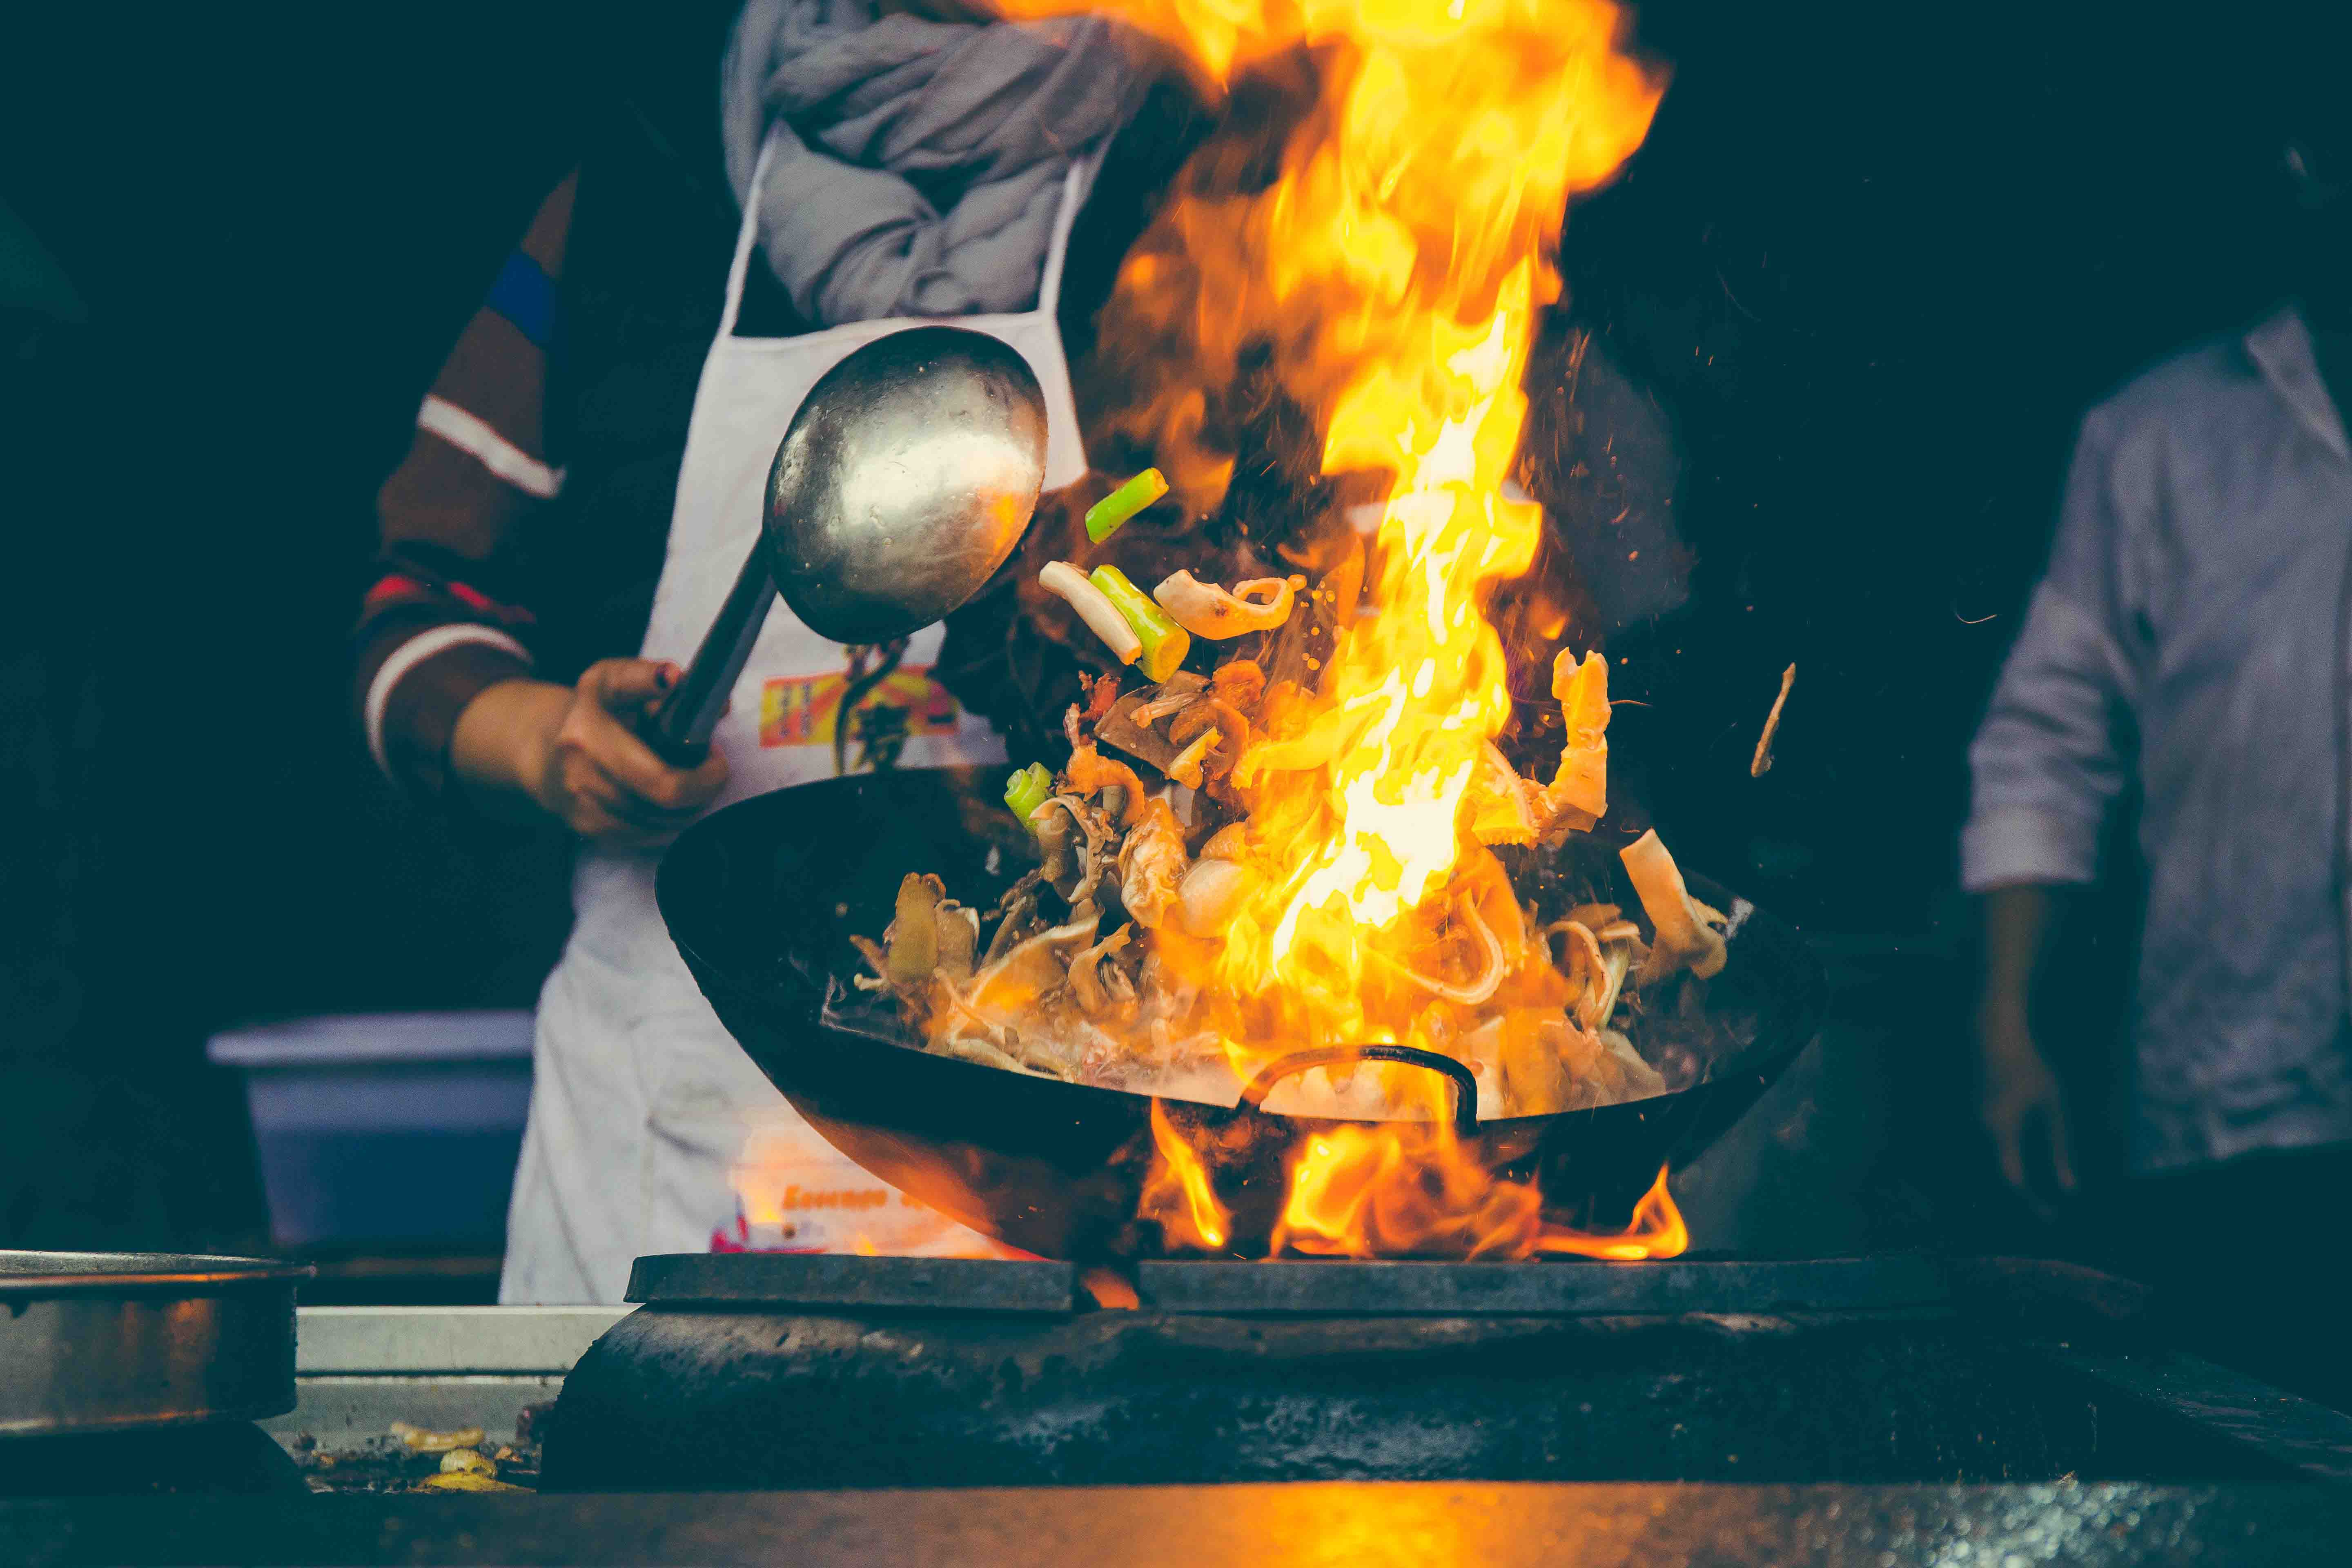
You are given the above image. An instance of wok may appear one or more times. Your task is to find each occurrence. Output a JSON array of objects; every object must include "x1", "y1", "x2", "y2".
[{"x1": 656, "y1": 767, "x2": 1827, "y2": 1259}]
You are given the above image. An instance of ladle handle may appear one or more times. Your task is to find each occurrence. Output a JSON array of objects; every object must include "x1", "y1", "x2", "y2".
[
  {"x1": 642, "y1": 543, "x2": 773, "y2": 768},
  {"x1": 1238, "y1": 1045, "x2": 1481, "y2": 1133}
]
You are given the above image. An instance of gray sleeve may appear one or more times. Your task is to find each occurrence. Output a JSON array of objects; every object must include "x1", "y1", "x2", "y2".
[{"x1": 1960, "y1": 413, "x2": 2145, "y2": 891}]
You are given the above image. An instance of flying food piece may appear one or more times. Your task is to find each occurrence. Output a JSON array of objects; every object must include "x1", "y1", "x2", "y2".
[
  {"x1": 1040, "y1": 561, "x2": 1142, "y2": 665},
  {"x1": 1085, "y1": 468, "x2": 1169, "y2": 543},
  {"x1": 1751, "y1": 664, "x2": 1796, "y2": 777},
  {"x1": 1153, "y1": 570, "x2": 1301, "y2": 640},
  {"x1": 1523, "y1": 648, "x2": 1609, "y2": 842},
  {"x1": 1090, "y1": 564, "x2": 1192, "y2": 681},
  {"x1": 1620, "y1": 829, "x2": 1728, "y2": 983}
]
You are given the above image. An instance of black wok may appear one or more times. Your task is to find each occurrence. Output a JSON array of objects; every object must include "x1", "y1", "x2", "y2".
[{"x1": 656, "y1": 767, "x2": 1827, "y2": 1259}]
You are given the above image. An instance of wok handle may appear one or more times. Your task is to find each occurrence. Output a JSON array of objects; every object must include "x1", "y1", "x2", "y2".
[
  {"x1": 641, "y1": 542, "x2": 774, "y2": 768},
  {"x1": 1238, "y1": 1045, "x2": 1480, "y2": 1134}
]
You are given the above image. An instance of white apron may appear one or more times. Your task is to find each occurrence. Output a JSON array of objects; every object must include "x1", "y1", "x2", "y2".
[{"x1": 501, "y1": 135, "x2": 1097, "y2": 1303}]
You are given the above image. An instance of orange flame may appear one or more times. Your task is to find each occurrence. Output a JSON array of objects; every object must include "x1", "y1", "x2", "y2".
[
  {"x1": 1000, "y1": 0, "x2": 1670, "y2": 1257},
  {"x1": 1272, "y1": 1123, "x2": 1543, "y2": 1259},
  {"x1": 1140, "y1": 1097, "x2": 1233, "y2": 1250},
  {"x1": 1534, "y1": 1165, "x2": 1688, "y2": 1260}
]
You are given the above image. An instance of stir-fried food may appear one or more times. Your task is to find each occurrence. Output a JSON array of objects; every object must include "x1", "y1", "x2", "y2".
[{"x1": 852, "y1": 515, "x2": 1733, "y2": 1122}]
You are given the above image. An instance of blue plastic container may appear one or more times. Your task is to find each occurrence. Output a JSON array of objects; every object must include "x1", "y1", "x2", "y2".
[{"x1": 206, "y1": 1012, "x2": 535, "y2": 1249}]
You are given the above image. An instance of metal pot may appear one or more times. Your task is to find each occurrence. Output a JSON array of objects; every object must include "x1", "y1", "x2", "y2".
[{"x1": 0, "y1": 1252, "x2": 311, "y2": 1436}]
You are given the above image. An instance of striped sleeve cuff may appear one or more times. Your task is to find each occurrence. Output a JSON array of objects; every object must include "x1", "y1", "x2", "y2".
[
  {"x1": 417, "y1": 395, "x2": 566, "y2": 501},
  {"x1": 363, "y1": 623, "x2": 534, "y2": 797},
  {"x1": 1959, "y1": 804, "x2": 2102, "y2": 893}
]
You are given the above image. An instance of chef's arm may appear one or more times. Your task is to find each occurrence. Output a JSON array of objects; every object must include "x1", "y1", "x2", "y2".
[
  {"x1": 448, "y1": 666, "x2": 728, "y2": 848},
  {"x1": 1960, "y1": 412, "x2": 2141, "y2": 1214},
  {"x1": 354, "y1": 170, "x2": 578, "y2": 800},
  {"x1": 1974, "y1": 882, "x2": 2075, "y2": 1215}
]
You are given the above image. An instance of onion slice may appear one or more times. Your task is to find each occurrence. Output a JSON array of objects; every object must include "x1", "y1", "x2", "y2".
[{"x1": 1040, "y1": 561, "x2": 1142, "y2": 664}]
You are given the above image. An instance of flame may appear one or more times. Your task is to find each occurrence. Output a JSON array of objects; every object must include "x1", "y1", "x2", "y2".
[
  {"x1": 1272, "y1": 1123, "x2": 1543, "y2": 1259},
  {"x1": 1534, "y1": 1165, "x2": 1688, "y2": 1260},
  {"x1": 1271, "y1": 1132, "x2": 1683, "y2": 1260},
  {"x1": 996, "y1": 0, "x2": 1669, "y2": 1257},
  {"x1": 1140, "y1": 1097, "x2": 1234, "y2": 1250}
]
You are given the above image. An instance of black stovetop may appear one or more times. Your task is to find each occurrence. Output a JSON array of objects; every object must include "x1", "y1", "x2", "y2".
[{"x1": 536, "y1": 1252, "x2": 2352, "y2": 1493}]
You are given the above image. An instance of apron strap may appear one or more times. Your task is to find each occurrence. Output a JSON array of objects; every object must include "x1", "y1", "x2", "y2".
[
  {"x1": 1034, "y1": 148, "x2": 1105, "y2": 319},
  {"x1": 716, "y1": 130, "x2": 783, "y2": 342}
]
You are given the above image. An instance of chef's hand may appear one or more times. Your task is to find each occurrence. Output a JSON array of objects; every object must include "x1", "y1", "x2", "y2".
[
  {"x1": 1976, "y1": 883, "x2": 2077, "y2": 1219},
  {"x1": 450, "y1": 660, "x2": 729, "y2": 848},
  {"x1": 1977, "y1": 1005, "x2": 2077, "y2": 1221}
]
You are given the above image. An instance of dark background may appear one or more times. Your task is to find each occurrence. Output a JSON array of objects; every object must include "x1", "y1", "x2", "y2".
[{"x1": 0, "y1": 2, "x2": 2304, "y2": 1250}]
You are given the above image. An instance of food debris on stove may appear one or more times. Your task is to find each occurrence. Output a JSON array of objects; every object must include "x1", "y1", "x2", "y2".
[{"x1": 291, "y1": 1419, "x2": 541, "y2": 1495}]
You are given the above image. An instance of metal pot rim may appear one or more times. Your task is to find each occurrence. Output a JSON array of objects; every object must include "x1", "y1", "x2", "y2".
[{"x1": 0, "y1": 1250, "x2": 314, "y2": 1298}]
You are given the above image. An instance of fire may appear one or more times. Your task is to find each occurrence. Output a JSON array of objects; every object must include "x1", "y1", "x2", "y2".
[
  {"x1": 1140, "y1": 1097, "x2": 1231, "y2": 1250},
  {"x1": 1273, "y1": 1124, "x2": 1543, "y2": 1259},
  {"x1": 1535, "y1": 1165, "x2": 1688, "y2": 1261},
  {"x1": 997, "y1": 0, "x2": 1672, "y2": 1256}
]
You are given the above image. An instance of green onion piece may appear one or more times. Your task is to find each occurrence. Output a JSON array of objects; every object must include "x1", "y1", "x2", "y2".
[
  {"x1": 1089, "y1": 564, "x2": 1192, "y2": 682},
  {"x1": 1003, "y1": 762, "x2": 1054, "y2": 829},
  {"x1": 1084, "y1": 468, "x2": 1169, "y2": 543}
]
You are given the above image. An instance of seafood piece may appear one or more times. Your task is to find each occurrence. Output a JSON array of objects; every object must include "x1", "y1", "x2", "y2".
[{"x1": 1152, "y1": 570, "x2": 1301, "y2": 639}]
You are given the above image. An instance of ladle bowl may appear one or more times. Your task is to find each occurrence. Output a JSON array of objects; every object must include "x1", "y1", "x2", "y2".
[{"x1": 644, "y1": 326, "x2": 1049, "y2": 765}]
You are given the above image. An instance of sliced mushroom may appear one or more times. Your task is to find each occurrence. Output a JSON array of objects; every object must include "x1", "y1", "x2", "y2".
[
  {"x1": 1131, "y1": 671, "x2": 1209, "y2": 725},
  {"x1": 884, "y1": 874, "x2": 946, "y2": 984},
  {"x1": 1069, "y1": 924, "x2": 1135, "y2": 1018},
  {"x1": 1030, "y1": 799, "x2": 1082, "y2": 898},
  {"x1": 1117, "y1": 801, "x2": 1190, "y2": 931},
  {"x1": 933, "y1": 902, "x2": 979, "y2": 983},
  {"x1": 982, "y1": 873, "x2": 1045, "y2": 966}
]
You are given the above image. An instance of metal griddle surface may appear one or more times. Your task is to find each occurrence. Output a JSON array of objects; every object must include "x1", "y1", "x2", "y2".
[
  {"x1": 626, "y1": 1254, "x2": 1078, "y2": 1312},
  {"x1": 623, "y1": 1252, "x2": 1950, "y2": 1317}
]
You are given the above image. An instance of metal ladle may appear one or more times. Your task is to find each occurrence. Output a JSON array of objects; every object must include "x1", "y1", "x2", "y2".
[{"x1": 642, "y1": 326, "x2": 1049, "y2": 766}]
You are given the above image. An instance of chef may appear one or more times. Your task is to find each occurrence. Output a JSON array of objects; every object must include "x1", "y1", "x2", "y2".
[
  {"x1": 1963, "y1": 79, "x2": 2352, "y2": 1392},
  {"x1": 352, "y1": 0, "x2": 1165, "y2": 1302}
]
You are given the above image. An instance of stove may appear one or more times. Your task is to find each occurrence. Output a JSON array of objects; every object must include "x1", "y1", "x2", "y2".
[{"x1": 539, "y1": 1253, "x2": 2352, "y2": 1492}]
